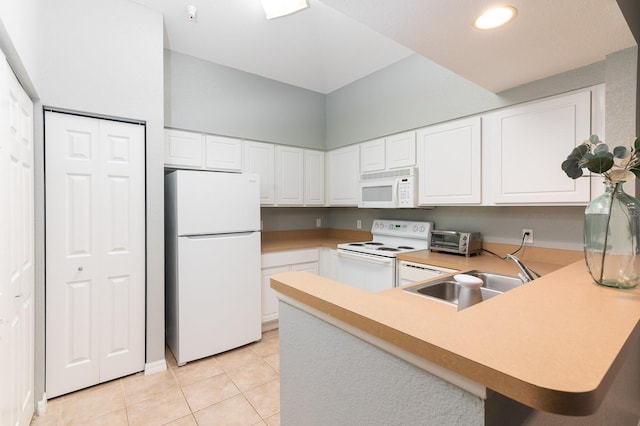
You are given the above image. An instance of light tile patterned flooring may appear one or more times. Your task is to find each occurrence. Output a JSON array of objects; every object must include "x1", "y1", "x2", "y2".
[{"x1": 31, "y1": 329, "x2": 281, "y2": 425}]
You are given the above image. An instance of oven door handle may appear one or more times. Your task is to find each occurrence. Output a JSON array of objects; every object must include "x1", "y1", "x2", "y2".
[{"x1": 336, "y1": 249, "x2": 395, "y2": 265}]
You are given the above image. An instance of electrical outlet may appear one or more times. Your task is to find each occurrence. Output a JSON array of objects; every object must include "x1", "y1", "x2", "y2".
[
  {"x1": 356, "y1": 219, "x2": 362, "y2": 229},
  {"x1": 522, "y1": 229, "x2": 534, "y2": 245},
  {"x1": 316, "y1": 218, "x2": 321, "y2": 228}
]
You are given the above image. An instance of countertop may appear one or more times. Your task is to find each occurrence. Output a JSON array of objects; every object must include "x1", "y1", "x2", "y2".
[{"x1": 270, "y1": 248, "x2": 640, "y2": 415}]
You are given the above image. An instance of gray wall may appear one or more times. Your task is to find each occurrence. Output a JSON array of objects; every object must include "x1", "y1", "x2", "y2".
[
  {"x1": 325, "y1": 53, "x2": 606, "y2": 149},
  {"x1": 260, "y1": 48, "x2": 637, "y2": 251},
  {"x1": 165, "y1": 50, "x2": 326, "y2": 149}
]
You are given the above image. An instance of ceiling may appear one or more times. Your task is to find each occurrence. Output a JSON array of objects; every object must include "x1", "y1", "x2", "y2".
[{"x1": 132, "y1": 0, "x2": 637, "y2": 94}]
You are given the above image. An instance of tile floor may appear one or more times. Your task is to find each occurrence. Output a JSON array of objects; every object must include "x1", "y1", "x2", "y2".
[{"x1": 31, "y1": 329, "x2": 281, "y2": 425}]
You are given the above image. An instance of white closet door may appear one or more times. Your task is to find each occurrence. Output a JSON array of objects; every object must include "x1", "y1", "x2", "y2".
[
  {"x1": 0, "y1": 57, "x2": 34, "y2": 426},
  {"x1": 45, "y1": 112, "x2": 145, "y2": 398}
]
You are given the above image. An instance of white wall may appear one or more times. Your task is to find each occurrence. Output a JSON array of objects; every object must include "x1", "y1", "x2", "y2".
[
  {"x1": 33, "y1": 0, "x2": 166, "y2": 375},
  {"x1": 0, "y1": 0, "x2": 165, "y2": 405}
]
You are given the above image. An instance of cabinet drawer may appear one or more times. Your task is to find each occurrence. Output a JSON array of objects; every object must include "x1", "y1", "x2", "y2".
[{"x1": 262, "y1": 248, "x2": 320, "y2": 268}]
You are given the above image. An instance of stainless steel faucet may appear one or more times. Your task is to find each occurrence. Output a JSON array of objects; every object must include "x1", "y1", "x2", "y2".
[{"x1": 506, "y1": 254, "x2": 541, "y2": 283}]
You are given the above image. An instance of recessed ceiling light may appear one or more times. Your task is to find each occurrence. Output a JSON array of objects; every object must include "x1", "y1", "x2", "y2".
[
  {"x1": 473, "y1": 6, "x2": 517, "y2": 30},
  {"x1": 260, "y1": 0, "x2": 309, "y2": 20}
]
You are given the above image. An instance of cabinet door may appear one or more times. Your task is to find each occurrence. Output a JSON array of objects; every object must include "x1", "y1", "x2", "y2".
[
  {"x1": 304, "y1": 150, "x2": 325, "y2": 205},
  {"x1": 261, "y1": 265, "x2": 289, "y2": 323},
  {"x1": 417, "y1": 117, "x2": 481, "y2": 205},
  {"x1": 490, "y1": 91, "x2": 591, "y2": 204},
  {"x1": 327, "y1": 145, "x2": 360, "y2": 206},
  {"x1": 244, "y1": 141, "x2": 275, "y2": 205},
  {"x1": 275, "y1": 145, "x2": 303, "y2": 205},
  {"x1": 204, "y1": 135, "x2": 242, "y2": 172},
  {"x1": 386, "y1": 131, "x2": 416, "y2": 169},
  {"x1": 360, "y1": 138, "x2": 385, "y2": 173},
  {"x1": 164, "y1": 129, "x2": 203, "y2": 168},
  {"x1": 291, "y1": 262, "x2": 319, "y2": 275}
]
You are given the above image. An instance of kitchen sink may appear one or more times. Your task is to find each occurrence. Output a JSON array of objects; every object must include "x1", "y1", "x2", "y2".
[{"x1": 403, "y1": 270, "x2": 524, "y2": 307}]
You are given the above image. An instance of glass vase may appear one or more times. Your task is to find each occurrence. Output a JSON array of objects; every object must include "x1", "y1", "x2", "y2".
[{"x1": 584, "y1": 181, "x2": 640, "y2": 289}]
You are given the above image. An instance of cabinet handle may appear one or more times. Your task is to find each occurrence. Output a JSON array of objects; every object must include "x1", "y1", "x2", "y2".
[
  {"x1": 15, "y1": 293, "x2": 23, "y2": 299},
  {"x1": 78, "y1": 266, "x2": 83, "y2": 272}
]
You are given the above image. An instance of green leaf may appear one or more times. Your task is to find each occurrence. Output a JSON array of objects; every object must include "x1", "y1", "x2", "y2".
[
  {"x1": 586, "y1": 155, "x2": 614, "y2": 174},
  {"x1": 589, "y1": 135, "x2": 600, "y2": 144},
  {"x1": 561, "y1": 159, "x2": 583, "y2": 178},
  {"x1": 631, "y1": 167, "x2": 640, "y2": 178},
  {"x1": 613, "y1": 146, "x2": 630, "y2": 158},
  {"x1": 593, "y1": 143, "x2": 610, "y2": 155},
  {"x1": 569, "y1": 144, "x2": 589, "y2": 158},
  {"x1": 634, "y1": 137, "x2": 640, "y2": 152}
]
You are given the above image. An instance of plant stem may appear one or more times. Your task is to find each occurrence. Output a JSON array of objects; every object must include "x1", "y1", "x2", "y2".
[{"x1": 599, "y1": 183, "x2": 617, "y2": 282}]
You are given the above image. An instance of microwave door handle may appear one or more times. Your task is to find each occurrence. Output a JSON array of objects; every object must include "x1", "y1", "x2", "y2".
[{"x1": 337, "y1": 249, "x2": 394, "y2": 265}]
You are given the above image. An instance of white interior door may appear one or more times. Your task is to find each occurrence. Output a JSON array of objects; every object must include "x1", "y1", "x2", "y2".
[
  {"x1": 0, "y1": 56, "x2": 35, "y2": 426},
  {"x1": 45, "y1": 112, "x2": 145, "y2": 398}
]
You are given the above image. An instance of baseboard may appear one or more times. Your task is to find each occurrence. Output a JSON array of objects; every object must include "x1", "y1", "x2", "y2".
[
  {"x1": 262, "y1": 319, "x2": 279, "y2": 333},
  {"x1": 36, "y1": 393, "x2": 47, "y2": 416},
  {"x1": 144, "y1": 359, "x2": 167, "y2": 375}
]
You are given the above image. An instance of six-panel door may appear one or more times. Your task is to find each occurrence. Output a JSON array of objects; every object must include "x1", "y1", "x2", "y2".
[{"x1": 45, "y1": 112, "x2": 145, "y2": 398}]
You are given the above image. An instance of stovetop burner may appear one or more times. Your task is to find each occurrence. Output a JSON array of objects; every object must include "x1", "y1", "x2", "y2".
[{"x1": 336, "y1": 219, "x2": 434, "y2": 258}]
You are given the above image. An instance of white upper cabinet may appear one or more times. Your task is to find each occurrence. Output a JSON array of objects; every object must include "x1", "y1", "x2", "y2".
[
  {"x1": 327, "y1": 145, "x2": 360, "y2": 206},
  {"x1": 164, "y1": 129, "x2": 203, "y2": 168},
  {"x1": 244, "y1": 141, "x2": 275, "y2": 205},
  {"x1": 204, "y1": 135, "x2": 242, "y2": 172},
  {"x1": 486, "y1": 90, "x2": 592, "y2": 204},
  {"x1": 360, "y1": 138, "x2": 386, "y2": 173},
  {"x1": 304, "y1": 149, "x2": 325, "y2": 205},
  {"x1": 275, "y1": 145, "x2": 304, "y2": 205},
  {"x1": 417, "y1": 117, "x2": 482, "y2": 205},
  {"x1": 386, "y1": 131, "x2": 416, "y2": 169}
]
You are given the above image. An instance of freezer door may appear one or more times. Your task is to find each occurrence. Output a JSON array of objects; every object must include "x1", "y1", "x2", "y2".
[
  {"x1": 172, "y1": 231, "x2": 262, "y2": 364},
  {"x1": 170, "y1": 170, "x2": 261, "y2": 235}
]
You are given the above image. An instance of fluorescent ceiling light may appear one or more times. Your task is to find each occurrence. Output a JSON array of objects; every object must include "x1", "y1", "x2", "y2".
[
  {"x1": 260, "y1": 0, "x2": 308, "y2": 19},
  {"x1": 474, "y1": 6, "x2": 517, "y2": 30}
]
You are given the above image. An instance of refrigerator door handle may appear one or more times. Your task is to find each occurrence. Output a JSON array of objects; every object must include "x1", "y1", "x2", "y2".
[{"x1": 181, "y1": 231, "x2": 259, "y2": 239}]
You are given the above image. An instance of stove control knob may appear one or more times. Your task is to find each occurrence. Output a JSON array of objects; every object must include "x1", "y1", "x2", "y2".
[
  {"x1": 420, "y1": 226, "x2": 425, "y2": 232},
  {"x1": 413, "y1": 225, "x2": 418, "y2": 231}
]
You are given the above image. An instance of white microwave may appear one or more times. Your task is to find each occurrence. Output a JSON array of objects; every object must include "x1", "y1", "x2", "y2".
[{"x1": 358, "y1": 168, "x2": 418, "y2": 208}]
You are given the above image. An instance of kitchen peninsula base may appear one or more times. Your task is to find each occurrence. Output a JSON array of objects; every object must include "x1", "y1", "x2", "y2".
[{"x1": 276, "y1": 297, "x2": 640, "y2": 425}]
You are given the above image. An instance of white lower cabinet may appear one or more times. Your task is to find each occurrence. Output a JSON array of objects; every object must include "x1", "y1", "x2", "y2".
[
  {"x1": 261, "y1": 249, "x2": 319, "y2": 327},
  {"x1": 319, "y1": 248, "x2": 339, "y2": 281}
]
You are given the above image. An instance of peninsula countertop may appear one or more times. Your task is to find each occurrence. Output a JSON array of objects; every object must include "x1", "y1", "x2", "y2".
[{"x1": 270, "y1": 254, "x2": 640, "y2": 416}]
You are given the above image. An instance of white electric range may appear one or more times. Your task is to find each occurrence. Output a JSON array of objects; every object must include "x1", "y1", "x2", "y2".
[{"x1": 336, "y1": 219, "x2": 434, "y2": 292}]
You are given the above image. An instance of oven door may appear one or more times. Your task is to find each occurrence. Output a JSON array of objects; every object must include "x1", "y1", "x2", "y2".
[{"x1": 336, "y1": 249, "x2": 396, "y2": 292}]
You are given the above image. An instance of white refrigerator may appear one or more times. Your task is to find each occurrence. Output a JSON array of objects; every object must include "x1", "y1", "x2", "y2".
[{"x1": 165, "y1": 170, "x2": 262, "y2": 365}]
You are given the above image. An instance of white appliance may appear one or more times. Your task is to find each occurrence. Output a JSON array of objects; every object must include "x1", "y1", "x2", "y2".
[
  {"x1": 336, "y1": 219, "x2": 433, "y2": 291},
  {"x1": 358, "y1": 168, "x2": 418, "y2": 208},
  {"x1": 165, "y1": 170, "x2": 262, "y2": 365},
  {"x1": 397, "y1": 261, "x2": 457, "y2": 286}
]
